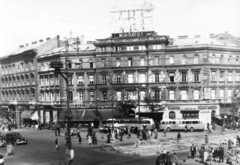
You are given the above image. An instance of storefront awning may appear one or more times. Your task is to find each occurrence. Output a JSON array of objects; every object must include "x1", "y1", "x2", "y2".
[
  {"x1": 21, "y1": 110, "x2": 34, "y2": 119},
  {"x1": 31, "y1": 111, "x2": 39, "y2": 120},
  {"x1": 59, "y1": 109, "x2": 122, "y2": 121}
]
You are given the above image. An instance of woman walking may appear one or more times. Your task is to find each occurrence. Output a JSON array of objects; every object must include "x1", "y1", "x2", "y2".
[
  {"x1": 77, "y1": 130, "x2": 82, "y2": 144},
  {"x1": 86, "y1": 132, "x2": 92, "y2": 145}
]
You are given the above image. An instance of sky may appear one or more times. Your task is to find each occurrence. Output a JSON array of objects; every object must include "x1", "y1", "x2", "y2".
[{"x1": 0, "y1": 0, "x2": 240, "y2": 56}]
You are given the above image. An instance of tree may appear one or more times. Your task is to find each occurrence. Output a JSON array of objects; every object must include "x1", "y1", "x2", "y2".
[
  {"x1": 231, "y1": 87, "x2": 240, "y2": 122},
  {"x1": 116, "y1": 98, "x2": 137, "y2": 118}
]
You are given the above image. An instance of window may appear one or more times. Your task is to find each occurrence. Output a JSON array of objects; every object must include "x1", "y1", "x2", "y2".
[
  {"x1": 139, "y1": 45, "x2": 146, "y2": 50},
  {"x1": 153, "y1": 45, "x2": 161, "y2": 49},
  {"x1": 154, "y1": 90, "x2": 160, "y2": 100},
  {"x1": 89, "y1": 92, "x2": 94, "y2": 101},
  {"x1": 102, "y1": 91, "x2": 107, "y2": 101},
  {"x1": 220, "y1": 55, "x2": 224, "y2": 64},
  {"x1": 140, "y1": 58, "x2": 145, "y2": 66},
  {"x1": 89, "y1": 75, "x2": 94, "y2": 84},
  {"x1": 128, "y1": 74, "x2": 133, "y2": 83},
  {"x1": 77, "y1": 58, "x2": 83, "y2": 68},
  {"x1": 154, "y1": 56, "x2": 159, "y2": 65},
  {"x1": 128, "y1": 58, "x2": 133, "y2": 66},
  {"x1": 211, "y1": 71, "x2": 216, "y2": 81},
  {"x1": 68, "y1": 91, "x2": 73, "y2": 101},
  {"x1": 139, "y1": 73, "x2": 146, "y2": 83},
  {"x1": 193, "y1": 90, "x2": 199, "y2": 100},
  {"x1": 68, "y1": 75, "x2": 73, "y2": 85},
  {"x1": 182, "y1": 72, "x2": 187, "y2": 82},
  {"x1": 219, "y1": 71, "x2": 224, "y2": 81},
  {"x1": 89, "y1": 59, "x2": 93, "y2": 68},
  {"x1": 102, "y1": 75, "x2": 107, "y2": 84},
  {"x1": 102, "y1": 58, "x2": 106, "y2": 67},
  {"x1": 227, "y1": 89, "x2": 232, "y2": 99},
  {"x1": 77, "y1": 75, "x2": 84, "y2": 85},
  {"x1": 181, "y1": 90, "x2": 187, "y2": 100},
  {"x1": 169, "y1": 73, "x2": 174, "y2": 82},
  {"x1": 236, "y1": 72, "x2": 240, "y2": 81},
  {"x1": 140, "y1": 91, "x2": 145, "y2": 100},
  {"x1": 116, "y1": 58, "x2": 121, "y2": 67},
  {"x1": 211, "y1": 89, "x2": 216, "y2": 99},
  {"x1": 169, "y1": 56, "x2": 174, "y2": 65},
  {"x1": 228, "y1": 72, "x2": 232, "y2": 81},
  {"x1": 237, "y1": 56, "x2": 239, "y2": 64},
  {"x1": 220, "y1": 89, "x2": 224, "y2": 99},
  {"x1": 194, "y1": 54, "x2": 199, "y2": 64},
  {"x1": 133, "y1": 45, "x2": 138, "y2": 50},
  {"x1": 228, "y1": 56, "x2": 231, "y2": 63},
  {"x1": 182, "y1": 55, "x2": 187, "y2": 64},
  {"x1": 169, "y1": 90, "x2": 175, "y2": 100},
  {"x1": 155, "y1": 73, "x2": 159, "y2": 82},
  {"x1": 169, "y1": 111, "x2": 175, "y2": 119},
  {"x1": 68, "y1": 60, "x2": 72, "y2": 69},
  {"x1": 79, "y1": 92, "x2": 84, "y2": 102},
  {"x1": 117, "y1": 74, "x2": 121, "y2": 84},
  {"x1": 211, "y1": 54, "x2": 215, "y2": 64},
  {"x1": 127, "y1": 46, "x2": 133, "y2": 51},
  {"x1": 127, "y1": 91, "x2": 134, "y2": 100},
  {"x1": 194, "y1": 72, "x2": 199, "y2": 82},
  {"x1": 116, "y1": 91, "x2": 121, "y2": 101}
]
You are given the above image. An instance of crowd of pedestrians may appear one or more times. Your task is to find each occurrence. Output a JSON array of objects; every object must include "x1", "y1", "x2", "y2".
[{"x1": 156, "y1": 150, "x2": 180, "y2": 165}]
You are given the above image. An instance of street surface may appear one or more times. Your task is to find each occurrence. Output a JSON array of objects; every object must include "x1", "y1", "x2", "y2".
[{"x1": 0, "y1": 128, "x2": 238, "y2": 165}]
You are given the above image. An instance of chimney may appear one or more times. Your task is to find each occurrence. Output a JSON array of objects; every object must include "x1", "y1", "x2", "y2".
[
  {"x1": 210, "y1": 33, "x2": 215, "y2": 38},
  {"x1": 87, "y1": 41, "x2": 93, "y2": 44},
  {"x1": 39, "y1": 39, "x2": 44, "y2": 43},
  {"x1": 32, "y1": 41, "x2": 37, "y2": 45},
  {"x1": 195, "y1": 35, "x2": 201, "y2": 38},
  {"x1": 19, "y1": 45, "x2": 24, "y2": 48},
  {"x1": 178, "y1": 36, "x2": 188, "y2": 39},
  {"x1": 46, "y1": 37, "x2": 51, "y2": 41}
]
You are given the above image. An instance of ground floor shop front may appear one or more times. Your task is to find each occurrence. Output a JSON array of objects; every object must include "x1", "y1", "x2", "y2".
[{"x1": 163, "y1": 102, "x2": 220, "y2": 126}]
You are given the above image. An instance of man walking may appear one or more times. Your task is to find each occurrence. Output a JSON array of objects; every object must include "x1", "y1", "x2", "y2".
[
  {"x1": 177, "y1": 132, "x2": 181, "y2": 144},
  {"x1": 55, "y1": 138, "x2": 60, "y2": 150},
  {"x1": 185, "y1": 125, "x2": 188, "y2": 133},
  {"x1": 207, "y1": 123, "x2": 211, "y2": 134},
  {"x1": 190, "y1": 144, "x2": 196, "y2": 158}
]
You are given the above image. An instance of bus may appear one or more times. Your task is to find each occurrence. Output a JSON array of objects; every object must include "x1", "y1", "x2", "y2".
[
  {"x1": 99, "y1": 118, "x2": 155, "y2": 133},
  {"x1": 159, "y1": 119, "x2": 205, "y2": 132}
]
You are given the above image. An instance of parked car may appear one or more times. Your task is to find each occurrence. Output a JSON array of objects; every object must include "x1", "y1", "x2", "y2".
[{"x1": 5, "y1": 132, "x2": 27, "y2": 145}]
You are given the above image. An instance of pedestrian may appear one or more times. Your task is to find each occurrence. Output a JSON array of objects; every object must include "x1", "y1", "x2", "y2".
[
  {"x1": 127, "y1": 127, "x2": 131, "y2": 138},
  {"x1": 203, "y1": 145, "x2": 209, "y2": 163},
  {"x1": 55, "y1": 138, "x2": 60, "y2": 150},
  {"x1": 92, "y1": 132, "x2": 97, "y2": 145},
  {"x1": 212, "y1": 147, "x2": 219, "y2": 162},
  {"x1": 91, "y1": 122, "x2": 94, "y2": 128},
  {"x1": 199, "y1": 146, "x2": 204, "y2": 163},
  {"x1": 177, "y1": 132, "x2": 181, "y2": 144},
  {"x1": 86, "y1": 132, "x2": 92, "y2": 145},
  {"x1": 6, "y1": 143, "x2": 14, "y2": 156},
  {"x1": 195, "y1": 144, "x2": 200, "y2": 158},
  {"x1": 190, "y1": 144, "x2": 196, "y2": 158},
  {"x1": 119, "y1": 128, "x2": 124, "y2": 141},
  {"x1": 166, "y1": 152, "x2": 171, "y2": 165},
  {"x1": 163, "y1": 128, "x2": 167, "y2": 137},
  {"x1": 77, "y1": 130, "x2": 82, "y2": 144},
  {"x1": 205, "y1": 135, "x2": 209, "y2": 145},
  {"x1": 65, "y1": 131, "x2": 69, "y2": 146},
  {"x1": 185, "y1": 124, "x2": 188, "y2": 133},
  {"x1": 226, "y1": 150, "x2": 233, "y2": 164},
  {"x1": 155, "y1": 154, "x2": 164, "y2": 165},
  {"x1": 207, "y1": 123, "x2": 212, "y2": 134},
  {"x1": 154, "y1": 128, "x2": 158, "y2": 139},
  {"x1": 171, "y1": 153, "x2": 179, "y2": 165},
  {"x1": 228, "y1": 139, "x2": 232, "y2": 150}
]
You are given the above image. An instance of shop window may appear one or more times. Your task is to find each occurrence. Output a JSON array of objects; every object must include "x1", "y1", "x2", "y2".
[{"x1": 169, "y1": 111, "x2": 175, "y2": 119}]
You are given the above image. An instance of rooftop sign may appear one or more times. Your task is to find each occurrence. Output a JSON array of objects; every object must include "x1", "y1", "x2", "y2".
[{"x1": 110, "y1": 0, "x2": 154, "y2": 34}]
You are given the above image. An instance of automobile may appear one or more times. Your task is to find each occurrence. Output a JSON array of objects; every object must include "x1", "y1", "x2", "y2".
[
  {"x1": 5, "y1": 132, "x2": 28, "y2": 145},
  {"x1": 0, "y1": 155, "x2": 4, "y2": 165}
]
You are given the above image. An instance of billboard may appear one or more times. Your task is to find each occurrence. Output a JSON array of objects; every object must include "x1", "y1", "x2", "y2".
[{"x1": 110, "y1": 0, "x2": 154, "y2": 34}]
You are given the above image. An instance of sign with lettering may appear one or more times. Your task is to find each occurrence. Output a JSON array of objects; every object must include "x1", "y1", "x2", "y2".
[
  {"x1": 112, "y1": 31, "x2": 154, "y2": 38},
  {"x1": 198, "y1": 106, "x2": 217, "y2": 109},
  {"x1": 110, "y1": 0, "x2": 154, "y2": 33}
]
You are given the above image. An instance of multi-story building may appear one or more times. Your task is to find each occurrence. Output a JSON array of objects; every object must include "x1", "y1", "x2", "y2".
[{"x1": 0, "y1": 36, "x2": 62, "y2": 127}]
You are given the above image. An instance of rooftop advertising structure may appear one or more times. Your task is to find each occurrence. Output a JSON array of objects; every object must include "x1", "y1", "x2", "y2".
[{"x1": 110, "y1": 0, "x2": 154, "y2": 34}]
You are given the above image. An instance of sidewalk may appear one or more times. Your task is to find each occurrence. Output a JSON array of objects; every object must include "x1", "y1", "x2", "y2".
[{"x1": 180, "y1": 158, "x2": 236, "y2": 165}]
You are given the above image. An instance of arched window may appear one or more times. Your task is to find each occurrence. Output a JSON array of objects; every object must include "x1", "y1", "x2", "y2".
[
  {"x1": 128, "y1": 58, "x2": 133, "y2": 66},
  {"x1": 154, "y1": 56, "x2": 159, "y2": 65},
  {"x1": 182, "y1": 55, "x2": 187, "y2": 64},
  {"x1": 169, "y1": 56, "x2": 174, "y2": 65},
  {"x1": 140, "y1": 57, "x2": 145, "y2": 66},
  {"x1": 212, "y1": 54, "x2": 215, "y2": 64},
  {"x1": 220, "y1": 55, "x2": 224, "y2": 64},
  {"x1": 194, "y1": 54, "x2": 199, "y2": 64},
  {"x1": 169, "y1": 111, "x2": 176, "y2": 119},
  {"x1": 102, "y1": 58, "x2": 106, "y2": 67},
  {"x1": 116, "y1": 58, "x2": 121, "y2": 67}
]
